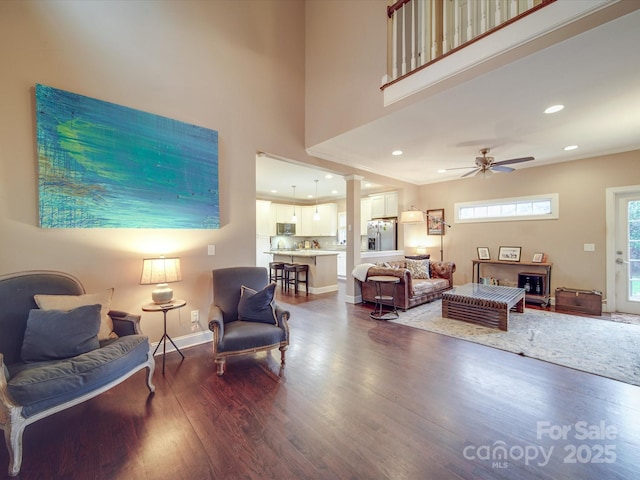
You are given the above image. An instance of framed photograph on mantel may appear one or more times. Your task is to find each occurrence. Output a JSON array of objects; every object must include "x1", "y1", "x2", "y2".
[
  {"x1": 477, "y1": 247, "x2": 491, "y2": 260},
  {"x1": 426, "y1": 209, "x2": 445, "y2": 235},
  {"x1": 498, "y1": 246, "x2": 522, "y2": 262},
  {"x1": 532, "y1": 252, "x2": 546, "y2": 263}
]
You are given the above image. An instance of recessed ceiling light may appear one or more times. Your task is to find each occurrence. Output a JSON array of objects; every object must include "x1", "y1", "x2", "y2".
[
  {"x1": 270, "y1": 189, "x2": 277, "y2": 193},
  {"x1": 544, "y1": 104, "x2": 564, "y2": 114},
  {"x1": 331, "y1": 189, "x2": 338, "y2": 194},
  {"x1": 364, "y1": 183, "x2": 372, "y2": 188},
  {"x1": 307, "y1": 194, "x2": 313, "y2": 198},
  {"x1": 563, "y1": 145, "x2": 578, "y2": 151},
  {"x1": 325, "y1": 174, "x2": 333, "y2": 179},
  {"x1": 392, "y1": 150, "x2": 403, "y2": 156},
  {"x1": 437, "y1": 169, "x2": 447, "y2": 173}
]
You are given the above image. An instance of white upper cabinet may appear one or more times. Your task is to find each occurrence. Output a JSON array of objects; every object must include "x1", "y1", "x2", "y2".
[
  {"x1": 361, "y1": 197, "x2": 372, "y2": 232},
  {"x1": 270, "y1": 202, "x2": 337, "y2": 237},
  {"x1": 370, "y1": 192, "x2": 398, "y2": 218},
  {"x1": 256, "y1": 200, "x2": 273, "y2": 235},
  {"x1": 274, "y1": 204, "x2": 295, "y2": 223}
]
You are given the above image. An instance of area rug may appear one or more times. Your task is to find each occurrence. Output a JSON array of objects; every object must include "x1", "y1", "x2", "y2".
[{"x1": 390, "y1": 301, "x2": 640, "y2": 386}]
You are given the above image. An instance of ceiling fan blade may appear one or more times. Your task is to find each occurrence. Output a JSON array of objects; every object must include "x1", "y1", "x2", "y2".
[
  {"x1": 445, "y1": 166, "x2": 477, "y2": 171},
  {"x1": 490, "y1": 165, "x2": 514, "y2": 173},
  {"x1": 492, "y1": 156, "x2": 534, "y2": 166},
  {"x1": 461, "y1": 168, "x2": 480, "y2": 178}
]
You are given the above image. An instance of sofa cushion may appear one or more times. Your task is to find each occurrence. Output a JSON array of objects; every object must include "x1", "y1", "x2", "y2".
[
  {"x1": 219, "y1": 321, "x2": 285, "y2": 352},
  {"x1": 7, "y1": 334, "x2": 150, "y2": 418},
  {"x1": 237, "y1": 283, "x2": 277, "y2": 325},
  {"x1": 34, "y1": 289, "x2": 116, "y2": 341},
  {"x1": 406, "y1": 258, "x2": 430, "y2": 279},
  {"x1": 21, "y1": 304, "x2": 101, "y2": 362},
  {"x1": 413, "y1": 278, "x2": 449, "y2": 296}
]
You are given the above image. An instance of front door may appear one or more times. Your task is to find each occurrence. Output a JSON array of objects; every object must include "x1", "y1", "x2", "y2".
[{"x1": 615, "y1": 193, "x2": 640, "y2": 314}]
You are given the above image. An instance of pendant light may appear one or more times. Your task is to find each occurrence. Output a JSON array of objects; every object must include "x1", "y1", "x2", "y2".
[
  {"x1": 291, "y1": 185, "x2": 297, "y2": 223},
  {"x1": 313, "y1": 179, "x2": 320, "y2": 221}
]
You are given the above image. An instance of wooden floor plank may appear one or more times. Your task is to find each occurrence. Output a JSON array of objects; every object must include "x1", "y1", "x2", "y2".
[{"x1": 2, "y1": 284, "x2": 639, "y2": 479}]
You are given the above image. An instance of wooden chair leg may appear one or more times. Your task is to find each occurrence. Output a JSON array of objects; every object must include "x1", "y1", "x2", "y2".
[
  {"x1": 215, "y1": 358, "x2": 225, "y2": 376},
  {"x1": 279, "y1": 345, "x2": 287, "y2": 365}
]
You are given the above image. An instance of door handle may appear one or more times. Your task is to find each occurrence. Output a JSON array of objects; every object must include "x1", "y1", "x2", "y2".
[{"x1": 616, "y1": 258, "x2": 629, "y2": 264}]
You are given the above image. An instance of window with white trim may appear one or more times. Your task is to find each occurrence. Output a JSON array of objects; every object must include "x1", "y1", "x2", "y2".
[{"x1": 454, "y1": 194, "x2": 559, "y2": 223}]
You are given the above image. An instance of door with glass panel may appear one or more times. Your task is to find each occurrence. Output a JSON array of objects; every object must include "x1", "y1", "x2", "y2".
[{"x1": 615, "y1": 194, "x2": 640, "y2": 314}]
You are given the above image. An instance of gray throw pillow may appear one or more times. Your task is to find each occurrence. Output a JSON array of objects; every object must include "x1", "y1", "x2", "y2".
[
  {"x1": 237, "y1": 283, "x2": 278, "y2": 325},
  {"x1": 21, "y1": 303, "x2": 101, "y2": 362}
]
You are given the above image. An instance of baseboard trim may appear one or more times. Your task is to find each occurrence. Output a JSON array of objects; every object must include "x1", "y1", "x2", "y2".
[
  {"x1": 345, "y1": 294, "x2": 362, "y2": 304},
  {"x1": 151, "y1": 329, "x2": 212, "y2": 355}
]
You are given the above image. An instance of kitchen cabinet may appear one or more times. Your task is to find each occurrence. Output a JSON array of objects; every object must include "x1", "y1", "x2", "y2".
[
  {"x1": 286, "y1": 203, "x2": 337, "y2": 237},
  {"x1": 361, "y1": 197, "x2": 371, "y2": 232},
  {"x1": 256, "y1": 200, "x2": 273, "y2": 236},
  {"x1": 274, "y1": 204, "x2": 295, "y2": 224},
  {"x1": 370, "y1": 192, "x2": 398, "y2": 218},
  {"x1": 337, "y1": 252, "x2": 346, "y2": 278}
]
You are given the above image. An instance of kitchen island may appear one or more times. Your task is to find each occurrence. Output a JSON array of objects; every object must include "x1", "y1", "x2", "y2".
[{"x1": 266, "y1": 250, "x2": 338, "y2": 294}]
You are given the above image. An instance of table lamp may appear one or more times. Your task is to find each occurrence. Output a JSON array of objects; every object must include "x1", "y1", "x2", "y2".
[{"x1": 140, "y1": 256, "x2": 182, "y2": 304}]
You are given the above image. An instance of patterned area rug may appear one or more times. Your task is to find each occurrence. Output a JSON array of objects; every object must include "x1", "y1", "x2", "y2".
[{"x1": 390, "y1": 300, "x2": 640, "y2": 386}]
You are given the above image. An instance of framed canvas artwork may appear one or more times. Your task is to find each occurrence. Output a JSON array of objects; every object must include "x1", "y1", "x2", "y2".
[{"x1": 36, "y1": 84, "x2": 219, "y2": 228}]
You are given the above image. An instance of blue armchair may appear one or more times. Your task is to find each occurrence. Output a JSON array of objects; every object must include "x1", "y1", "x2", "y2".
[
  {"x1": 0, "y1": 271, "x2": 155, "y2": 477},
  {"x1": 208, "y1": 267, "x2": 290, "y2": 376}
]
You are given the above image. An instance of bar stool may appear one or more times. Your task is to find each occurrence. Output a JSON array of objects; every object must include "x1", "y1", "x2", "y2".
[
  {"x1": 284, "y1": 263, "x2": 309, "y2": 295},
  {"x1": 269, "y1": 261, "x2": 285, "y2": 288}
]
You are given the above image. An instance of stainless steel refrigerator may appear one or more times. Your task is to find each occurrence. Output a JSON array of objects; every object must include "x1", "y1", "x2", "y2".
[{"x1": 367, "y1": 218, "x2": 397, "y2": 251}]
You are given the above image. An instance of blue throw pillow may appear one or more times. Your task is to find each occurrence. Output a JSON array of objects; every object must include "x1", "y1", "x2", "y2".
[
  {"x1": 237, "y1": 283, "x2": 278, "y2": 325},
  {"x1": 21, "y1": 303, "x2": 102, "y2": 362}
]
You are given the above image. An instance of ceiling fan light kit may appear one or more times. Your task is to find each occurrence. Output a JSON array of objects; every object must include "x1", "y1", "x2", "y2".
[{"x1": 448, "y1": 148, "x2": 535, "y2": 178}]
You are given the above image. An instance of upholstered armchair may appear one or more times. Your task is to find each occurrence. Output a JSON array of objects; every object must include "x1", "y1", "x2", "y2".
[
  {"x1": 0, "y1": 271, "x2": 155, "y2": 477},
  {"x1": 208, "y1": 267, "x2": 290, "y2": 376}
]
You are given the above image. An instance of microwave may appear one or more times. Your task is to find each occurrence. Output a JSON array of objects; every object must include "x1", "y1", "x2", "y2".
[{"x1": 276, "y1": 223, "x2": 296, "y2": 235}]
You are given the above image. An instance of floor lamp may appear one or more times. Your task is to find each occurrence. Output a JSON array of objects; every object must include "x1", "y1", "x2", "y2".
[{"x1": 399, "y1": 206, "x2": 452, "y2": 261}]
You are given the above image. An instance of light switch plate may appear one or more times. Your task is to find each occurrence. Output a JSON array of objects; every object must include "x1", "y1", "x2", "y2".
[
  {"x1": 208, "y1": 244, "x2": 216, "y2": 255},
  {"x1": 584, "y1": 243, "x2": 595, "y2": 252}
]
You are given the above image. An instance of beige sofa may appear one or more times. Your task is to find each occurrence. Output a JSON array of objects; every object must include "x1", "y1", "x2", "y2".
[{"x1": 360, "y1": 259, "x2": 456, "y2": 311}]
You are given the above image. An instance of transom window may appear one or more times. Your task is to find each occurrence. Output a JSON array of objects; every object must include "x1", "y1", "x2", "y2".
[{"x1": 454, "y1": 194, "x2": 559, "y2": 223}]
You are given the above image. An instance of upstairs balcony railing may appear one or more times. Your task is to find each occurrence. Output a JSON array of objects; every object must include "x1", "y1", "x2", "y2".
[{"x1": 383, "y1": 0, "x2": 554, "y2": 89}]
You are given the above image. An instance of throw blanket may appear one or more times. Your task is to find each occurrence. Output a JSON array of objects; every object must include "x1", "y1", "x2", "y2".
[{"x1": 352, "y1": 263, "x2": 376, "y2": 282}]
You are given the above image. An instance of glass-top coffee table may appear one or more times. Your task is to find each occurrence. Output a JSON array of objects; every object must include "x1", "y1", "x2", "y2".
[{"x1": 441, "y1": 283, "x2": 525, "y2": 331}]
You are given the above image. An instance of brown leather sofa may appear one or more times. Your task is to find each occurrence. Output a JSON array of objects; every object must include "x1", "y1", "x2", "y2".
[{"x1": 360, "y1": 260, "x2": 456, "y2": 311}]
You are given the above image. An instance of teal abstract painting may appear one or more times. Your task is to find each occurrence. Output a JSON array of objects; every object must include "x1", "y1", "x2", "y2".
[{"x1": 36, "y1": 84, "x2": 219, "y2": 228}]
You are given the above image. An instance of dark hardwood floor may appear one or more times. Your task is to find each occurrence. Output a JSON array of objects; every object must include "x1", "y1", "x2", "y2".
[{"x1": 3, "y1": 284, "x2": 639, "y2": 479}]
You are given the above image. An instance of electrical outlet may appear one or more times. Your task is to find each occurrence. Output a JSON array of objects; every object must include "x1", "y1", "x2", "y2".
[{"x1": 190, "y1": 310, "x2": 199, "y2": 323}]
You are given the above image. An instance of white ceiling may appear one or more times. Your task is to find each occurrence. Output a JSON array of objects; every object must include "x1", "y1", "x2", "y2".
[{"x1": 257, "y1": 6, "x2": 640, "y2": 202}]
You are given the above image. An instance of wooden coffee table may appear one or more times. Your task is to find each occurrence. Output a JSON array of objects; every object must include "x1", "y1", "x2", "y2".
[{"x1": 442, "y1": 283, "x2": 525, "y2": 331}]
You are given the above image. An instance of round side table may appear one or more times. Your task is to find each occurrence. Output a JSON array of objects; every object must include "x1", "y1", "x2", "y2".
[
  {"x1": 368, "y1": 275, "x2": 400, "y2": 320},
  {"x1": 142, "y1": 299, "x2": 186, "y2": 374}
]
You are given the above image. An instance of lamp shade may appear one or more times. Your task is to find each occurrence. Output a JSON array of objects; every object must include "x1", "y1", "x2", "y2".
[
  {"x1": 399, "y1": 210, "x2": 424, "y2": 224},
  {"x1": 140, "y1": 257, "x2": 182, "y2": 304}
]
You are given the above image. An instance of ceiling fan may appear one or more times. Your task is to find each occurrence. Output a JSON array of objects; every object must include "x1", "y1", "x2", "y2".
[{"x1": 448, "y1": 148, "x2": 535, "y2": 177}]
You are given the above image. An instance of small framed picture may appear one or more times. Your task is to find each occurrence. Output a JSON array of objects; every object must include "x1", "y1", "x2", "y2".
[
  {"x1": 498, "y1": 246, "x2": 521, "y2": 262},
  {"x1": 532, "y1": 252, "x2": 545, "y2": 263},
  {"x1": 426, "y1": 209, "x2": 445, "y2": 235},
  {"x1": 477, "y1": 247, "x2": 491, "y2": 260}
]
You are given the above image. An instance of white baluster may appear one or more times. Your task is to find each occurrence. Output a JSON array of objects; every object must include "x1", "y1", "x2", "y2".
[
  {"x1": 480, "y1": 0, "x2": 488, "y2": 33},
  {"x1": 401, "y1": 5, "x2": 407, "y2": 75},
  {"x1": 431, "y1": 0, "x2": 438, "y2": 60},
  {"x1": 411, "y1": 0, "x2": 416, "y2": 70},
  {"x1": 509, "y1": 0, "x2": 518, "y2": 18},
  {"x1": 442, "y1": 0, "x2": 450, "y2": 54},
  {"x1": 467, "y1": 0, "x2": 474, "y2": 43},
  {"x1": 495, "y1": 0, "x2": 502, "y2": 27},
  {"x1": 419, "y1": 0, "x2": 426, "y2": 66},
  {"x1": 391, "y1": 8, "x2": 398, "y2": 80},
  {"x1": 453, "y1": 0, "x2": 460, "y2": 48}
]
